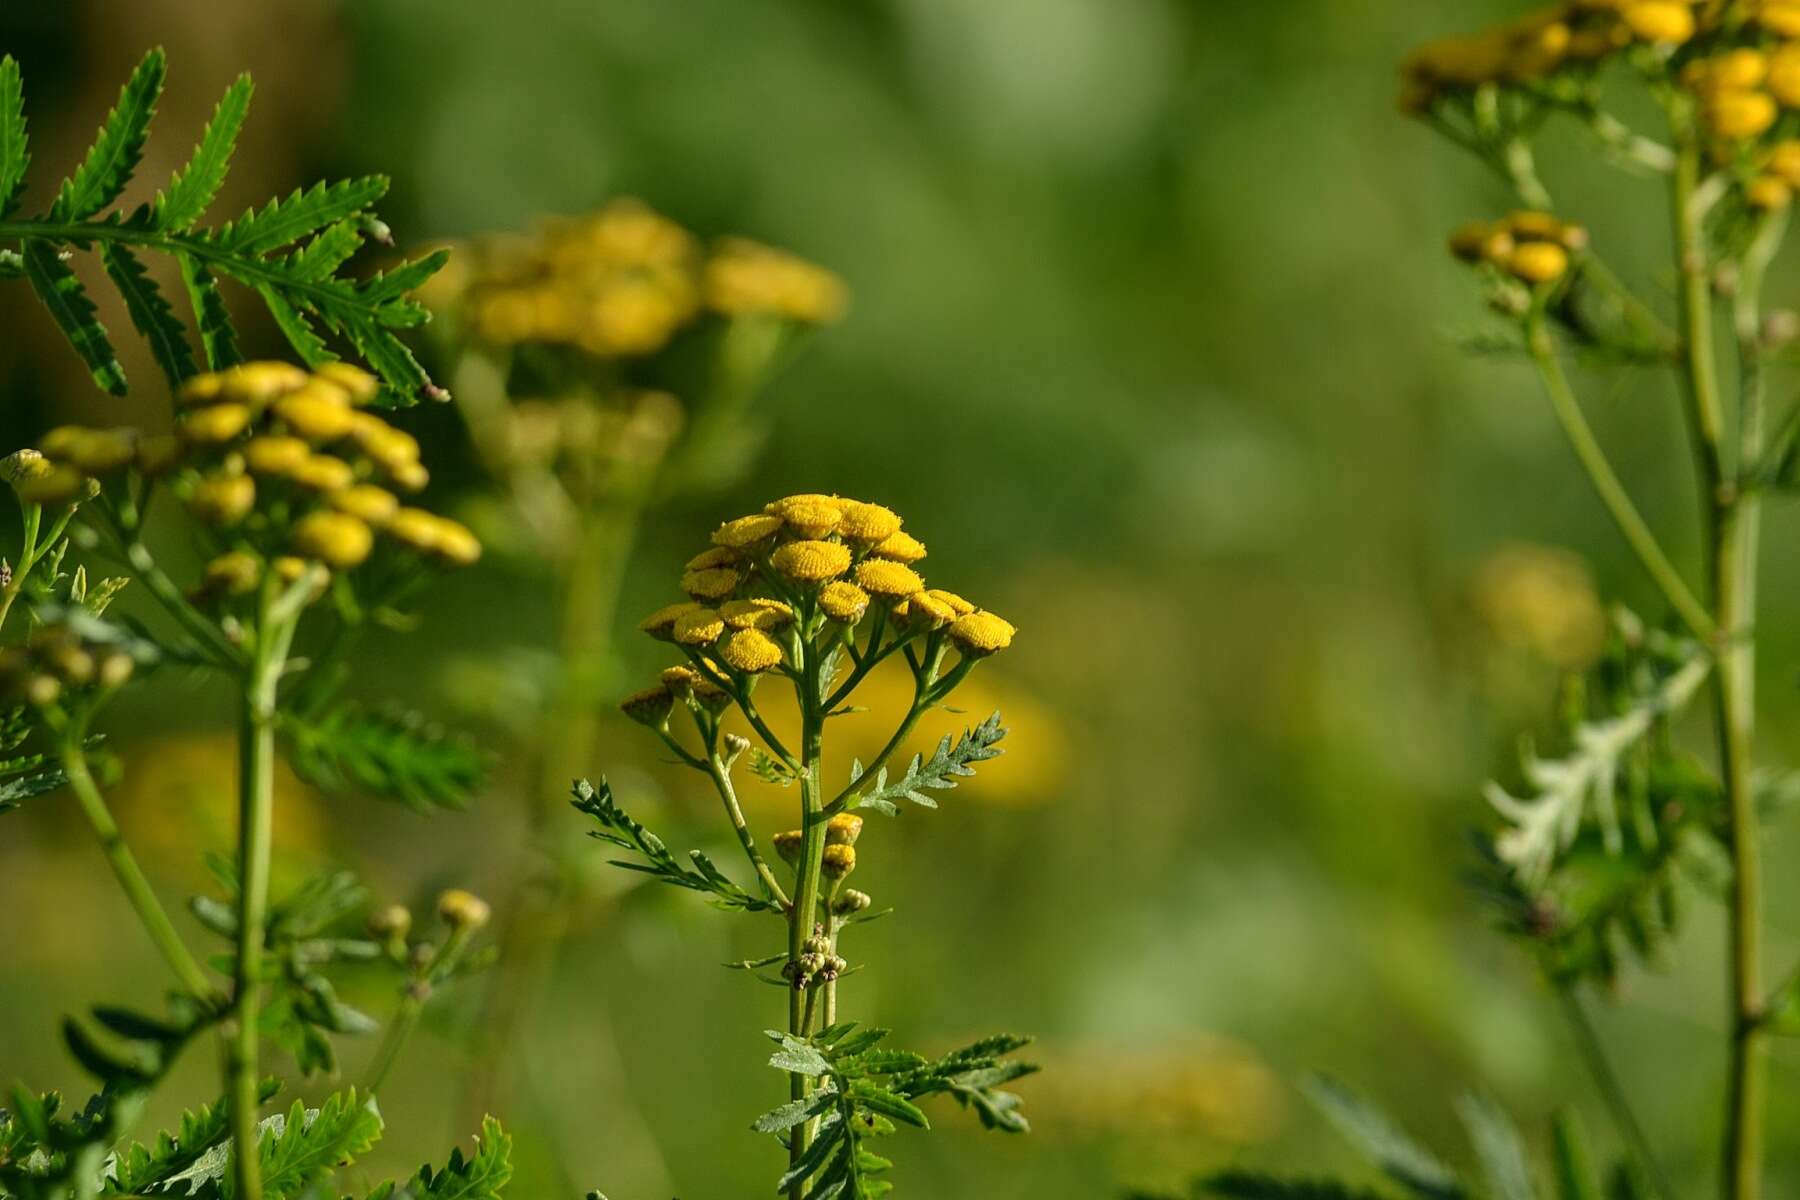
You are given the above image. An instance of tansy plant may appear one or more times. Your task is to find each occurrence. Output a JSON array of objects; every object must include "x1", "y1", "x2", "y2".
[
  {"x1": 1159, "y1": 6, "x2": 1800, "y2": 1200},
  {"x1": 579, "y1": 494, "x2": 1035, "y2": 1199},
  {"x1": 0, "y1": 49, "x2": 511, "y2": 1200},
  {"x1": 414, "y1": 201, "x2": 845, "y2": 1126}
]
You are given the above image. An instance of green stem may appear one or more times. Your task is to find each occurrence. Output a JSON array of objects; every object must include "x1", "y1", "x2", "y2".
[
  {"x1": 58, "y1": 729, "x2": 219, "y2": 1005},
  {"x1": 1672, "y1": 141, "x2": 1728, "y2": 499},
  {"x1": 0, "y1": 502, "x2": 42, "y2": 635},
  {"x1": 709, "y1": 751, "x2": 790, "y2": 908},
  {"x1": 362, "y1": 985, "x2": 427, "y2": 1095},
  {"x1": 227, "y1": 584, "x2": 297, "y2": 1200},
  {"x1": 1555, "y1": 983, "x2": 1672, "y2": 1198},
  {"x1": 788, "y1": 647, "x2": 828, "y2": 1200},
  {"x1": 1524, "y1": 316, "x2": 1715, "y2": 642}
]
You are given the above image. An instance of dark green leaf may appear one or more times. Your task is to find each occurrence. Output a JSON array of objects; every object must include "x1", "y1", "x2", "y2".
[
  {"x1": 0, "y1": 56, "x2": 27, "y2": 218},
  {"x1": 155, "y1": 73, "x2": 251, "y2": 231},
  {"x1": 752, "y1": 1089, "x2": 838, "y2": 1134},
  {"x1": 176, "y1": 250, "x2": 242, "y2": 370},
  {"x1": 404, "y1": 1116, "x2": 513, "y2": 1200},
  {"x1": 23, "y1": 239, "x2": 127, "y2": 394},
  {"x1": 215, "y1": 176, "x2": 388, "y2": 255},
  {"x1": 51, "y1": 48, "x2": 164, "y2": 221},
  {"x1": 100, "y1": 241, "x2": 197, "y2": 389}
]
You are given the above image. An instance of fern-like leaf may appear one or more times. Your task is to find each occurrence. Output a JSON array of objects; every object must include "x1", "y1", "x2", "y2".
[
  {"x1": 282, "y1": 702, "x2": 487, "y2": 813},
  {"x1": 176, "y1": 251, "x2": 241, "y2": 370},
  {"x1": 215, "y1": 176, "x2": 388, "y2": 255},
  {"x1": 246, "y1": 1091, "x2": 383, "y2": 1200},
  {"x1": 405, "y1": 1116, "x2": 513, "y2": 1200},
  {"x1": 22, "y1": 238, "x2": 127, "y2": 394},
  {"x1": 1486, "y1": 651, "x2": 1710, "y2": 887},
  {"x1": 0, "y1": 56, "x2": 27, "y2": 219},
  {"x1": 851, "y1": 711, "x2": 1007, "y2": 816},
  {"x1": 106, "y1": 1086, "x2": 273, "y2": 1195},
  {"x1": 51, "y1": 48, "x2": 164, "y2": 222},
  {"x1": 258, "y1": 284, "x2": 335, "y2": 367},
  {"x1": 100, "y1": 241, "x2": 197, "y2": 388},
  {"x1": 155, "y1": 72, "x2": 251, "y2": 231}
]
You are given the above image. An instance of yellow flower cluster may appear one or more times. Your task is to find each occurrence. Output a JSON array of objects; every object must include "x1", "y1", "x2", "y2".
[
  {"x1": 426, "y1": 199, "x2": 846, "y2": 355},
  {"x1": 0, "y1": 620, "x2": 137, "y2": 709},
  {"x1": 1400, "y1": 3, "x2": 1697, "y2": 111},
  {"x1": 1448, "y1": 209, "x2": 1587, "y2": 283},
  {"x1": 21, "y1": 362, "x2": 479, "y2": 597},
  {"x1": 622, "y1": 494, "x2": 1016, "y2": 722}
]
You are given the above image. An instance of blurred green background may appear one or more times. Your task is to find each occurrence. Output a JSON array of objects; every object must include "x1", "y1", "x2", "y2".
[{"x1": 8, "y1": 1, "x2": 1800, "y2": 1195}]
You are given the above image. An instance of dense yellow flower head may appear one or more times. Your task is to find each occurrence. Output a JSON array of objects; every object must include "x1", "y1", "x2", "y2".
[
  {"x1": 854, "y1": 558, "x2": 924, "y2": 598},
  {"x1": 686, "y1": 546, "x2": 740, "y2": 571},
  {"x1": 1507, "y1": 242, "x2": 1570, "y2": 284},
  {"x1": 641, "y1": 602, "x2": 703, "y2": 638},
  {"x1": 821, "y1": 844, "x2": 857, "y2": 879},
  {"x1": 1620, "y1": 2, "x2": 1693, "y2": 44},
  {"x1": 898, "y1": 590, "x2": 957, "y2": 629},
  {"x1": 674, "y1": 607, "x2": 727, "y2": 646},
  {"x1": 767, "y1": 495, "x2": 844, "y2": 538},
  {"x1": 704, "y1": 238, "x2": 848, "y2": 324},
  {"x1": 620, "y1": 684, "x2": 675, "y2": 726},
  {"x1": 244, "y1": 436, "x2": 311, "y2": 476},
  {"x1": 331, "y1": 483, "x2": 401, "y2": 524},
  {"x1": 291, "y1": 511, "x2": 375, "y2": 569},
  {"x1": 721, "y1": 628, "x2": 784, "y2": 673},
  {"x1": 1707, "y1": 89, "x2": 1779, "y2": 140},
  {"x1": 836, "y1": 500, "x2": 902, "y2": 543},
  {"x1": 721, "y1": 598, "x2": 794, "y2": 630},
  {"x1": 682, "y1": 565, "x2": 743, "y2": 601},
  {"x1": 819, "y1": 581, "x2": 870, "y2": 623},
  {"x1": 949, "y1": 610, "x2": 1017, "y2": 657},
  {"x1": 713, "y1": 513, "x2": 785, "y2": 548},
  {"x1": 826, "y1": 813, "x2": 863, "y2": 846},
  {"x1": 871, "y1": 530, "x2": 927, "y2": 563},
  {"x1": 772, "y1": 539, "x2": 853, "y2": 583},
  {"x1": 188, "y1": 473, "x2": 256, "y2": 526},
  {"x1": 924, "y1": 589, "x2": 976, "y2": 616}
]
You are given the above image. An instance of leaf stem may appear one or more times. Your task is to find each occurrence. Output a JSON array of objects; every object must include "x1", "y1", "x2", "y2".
[
  {"x1": 709, "y1": 750, "x2": 791, "y2": 908},
  {"x1": 1554, "y1": 982, "x2": 1673, "y2": 1198},
  {"x1": 56, "y1": 722, "x2": 220, "y2": 1006},
  {"x1": 1524, "y1": 314, "x2": 1715, "y2": 642}
]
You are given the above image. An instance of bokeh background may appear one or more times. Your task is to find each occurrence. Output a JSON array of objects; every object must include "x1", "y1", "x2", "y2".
[{"x1": 7, "y1": 1, "x2": 1800, "y2": 1195}]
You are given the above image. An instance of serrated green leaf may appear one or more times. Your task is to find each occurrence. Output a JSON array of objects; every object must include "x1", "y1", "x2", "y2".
[
  {"x1": 770, "y1": 1037, "x2": 833, "y2": 1078},
  {"x1": 775, "y1": 1111, "x2": 844, "y2": 1193},
  {"x1": 23, "y1": 239, "x2": 127, "y2": 394},
  {"x1": 52, "y1": 47, "x2": 164, "y2": 222},
  {"x1": 406, "y1": 1117, "x2": 513, "y2": 1200},
  {"x1": 101, "y1": 241, "x2": 197, "y2": 389},
  {"x1": 1306, "y1": 1076, "x2": 1467, "y2": 1200},
  {"x1": 216, "y1": 176, "x2": 388, "y2": 255},
  {"x1": 155, "y1": 72, "x2": 251, "y2": 230},
  {"x1": 283, "y1": 702, "x2": 486, "y2": 813},
  {"x1": 357, "y1": 248, "x2": 450, "y2": 303},
  {"x1": 752, "y1": 1089, "x2": 838, "y2": 1134},
  {"x1": 849, "y1": 1083, "x2": 929, "y2": 1130},
  {"x1": 1456, "y1": 1095, "x2": 1536, "y2": 1200},
  {"x1": 288, "y1": 220, "x2": 364, "y2": 283},
  {"x1": 258, "y1": 282, "x2": 335, "y2": 367},
  {"x1": 0, "y1": 56, "x2": 28, "y2": 218},
  {"x1": 337, "y1": 314, "x2": 435, "y2": 405},
  {"x1": 177, "y1": 250, "x2": 241, "y2": 370},
  {"x1": 240, "y1": 1091, "x2": 382, "y2": 1199}
]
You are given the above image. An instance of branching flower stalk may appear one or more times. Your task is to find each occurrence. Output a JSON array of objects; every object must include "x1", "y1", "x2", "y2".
[
  {"x1": 418, "y1": 203, "x2": 845, "y2": 1141},
  {"x1": 1398, "y1": 6, "x2": 1800, "y2": 1196},
  {"x1": 0, "y1": 49, "x2": 513, "y2": 1200},
  {"x1": 583, "y1": 495, "x2": 1032, "y2": 1197}
]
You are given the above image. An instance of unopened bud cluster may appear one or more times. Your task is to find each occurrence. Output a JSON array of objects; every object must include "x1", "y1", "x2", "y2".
[
  {"x1": 1449, "y1": 210, "x2": 1587, "y2": 286},
  {"x1": 782, "y1": 923, "x2": 848, "y2": 990},
  {"x1": 0, "y1": 620, "x2": 139, "y2": 709}
]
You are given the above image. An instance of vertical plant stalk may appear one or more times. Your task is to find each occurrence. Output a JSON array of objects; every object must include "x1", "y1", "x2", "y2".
[
  {"x1": 788, "y1": 642, "x2": 829, "y2": 1200},
  {"x1": 226, "y1": 581, "x2": 304, "y2": 1200},
  {"x1": 57, "y1": 730, "x2": 218, "y2": 1005}
]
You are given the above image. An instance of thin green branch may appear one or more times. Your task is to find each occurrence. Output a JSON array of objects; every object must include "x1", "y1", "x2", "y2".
[{"x1": 1524, "y1": 315, "x2": 1715, "y2": 642}]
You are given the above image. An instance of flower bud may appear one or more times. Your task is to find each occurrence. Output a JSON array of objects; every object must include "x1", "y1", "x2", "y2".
[
  {"x1": 292, "y1": 511, "x2": 375, "y2": 569},
  {"x1": 821, "y1": 844, "x2": 856, "y2": 880},
  {"x1": 95, "y1": 651, "x2": 134, "y2": 689},
  {"x1": 437, "y1": 888, "x2": 491, "y2": 930},
  {"x1": 179, "y1": 403, "x2": 253, "y2": 445},
  {"x1": 949, "y1": 610, "x2": 1016, "y2": 657},
  {"x1": 832, "y1": 889, "x2": 872, "y2": 916},
  {"x1": 773, "y1": 830, "x2": 804, "y2": 866},
  {"x1": 825, "y1": 813, "x2": 862, "y2": 847},
  {"x1": 368, "y1": 904, "x2": 413, "y2": 940},
  {"x1": 14, "y1": 464, "x2": 90, "y2": 507},
  {"x1": 188, "y1": 474, "x2": 256, "y2": 526},
  {"x1": 204, "y1": 551, "x2": 263, "y2": 597},
  {"x1": 619, "y1": 684, "x2": 675, "y2": 726}
]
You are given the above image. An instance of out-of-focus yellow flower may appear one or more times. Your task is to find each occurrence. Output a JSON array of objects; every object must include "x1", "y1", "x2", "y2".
[
  {"x1": 1620, "y1": 1, "x2": 1694, "y2": 43},
  {"x1": 1028, "y1": 1038, "x2": 1283, "y2": 1143},
  {"x1": 703, "y1": 237, "x2": 847, "y2": 324},
  {"x1": 1470, "y1": 542, "x2": 1607, "y2": 669},
  {"x1": 1770, "y1": 42, "x2": 1800, "y2": 106},
  {"x1": 1706, "y1": 89, "x2": 1779, "y2": 140},
  {"x1": 1506, "y1": 241, "x2": 1570, "y2": 284},
  {"x1": 1748, "y1": 175, "x2": 1793, "y2": 210}
]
